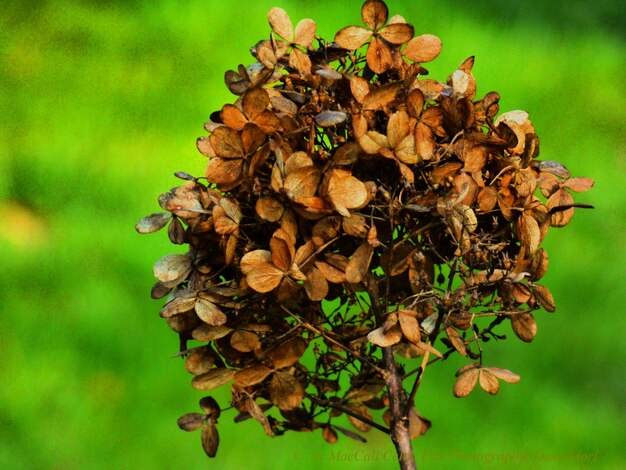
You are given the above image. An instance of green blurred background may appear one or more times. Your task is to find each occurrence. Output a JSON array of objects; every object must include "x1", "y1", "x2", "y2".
[{"x1": 1, "y1": 0, "x2": 624, "y2": 468}]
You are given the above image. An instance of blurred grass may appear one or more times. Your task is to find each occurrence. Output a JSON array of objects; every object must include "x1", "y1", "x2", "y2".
[{"x1": 1, "y1": 0, "x2": 624, "y2": 469}]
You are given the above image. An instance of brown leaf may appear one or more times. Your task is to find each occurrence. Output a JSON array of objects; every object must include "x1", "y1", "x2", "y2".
[
  {"x1": 268, "y1": 7, "x2": 293, "y2": 41},
  {"x1": 230, "y1": 330, "x2": 261, "y2": 353},
  {"x1": 334, "y1": 25, "x2": 372, "y2": 50},
  {"x1": 345, "y1": 243, "x2": 374, "y2": 284},
  {"x1": 479, "y1": 369, "x2": 499, "y2": 395},
  {"x1": 234, "y1": 364, "x2": 274, "y2": 386},
  {"x1": 453, "y1": 368, "x2": 479, "y2": 397},
  {"x1": 192, "y1": 368, "x2": 236, "y2": 391},
  {"x1": 403, "y1": 34, "x2": 442, "y2": 63},
  {"x1": 269, "y1": 371, "x2": 305, "y2": 410},
  {"x1": 511, "y1": 313, "x2": 537, "y2": 342},
  {"x1": 201, "y1": 421, "x2": 219, "y2": 458},
  {"x1": 136, "y1": 213, "x2": 172, "y2": 234}
]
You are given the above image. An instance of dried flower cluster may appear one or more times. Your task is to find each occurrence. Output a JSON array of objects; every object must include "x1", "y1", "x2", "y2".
[{"x1": 137, "y1": 1, "x2": 593, "y2": 466}]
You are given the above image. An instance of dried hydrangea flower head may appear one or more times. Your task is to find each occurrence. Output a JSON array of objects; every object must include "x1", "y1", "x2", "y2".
[{"x1": 136, "y1": 1, "x2": 594, "y2": 468}]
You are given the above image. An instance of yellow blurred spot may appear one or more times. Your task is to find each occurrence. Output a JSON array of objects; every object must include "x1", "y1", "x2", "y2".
[
  {"x1": 0, "y1": 199, "x2": 49, "y2": 248},
  {"x1": 87, "y1": 371, "x2": 126, "y2": 404}
]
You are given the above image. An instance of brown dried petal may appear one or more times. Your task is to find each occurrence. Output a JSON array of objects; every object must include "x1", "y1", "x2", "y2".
[
  {"x1": 367, "y1": 323, "x2": 402, "y2": 347},
  {"x1": 201, "y1": 421, "x2": 219, "y2": 458},
  {"x1": 304, "y1": 266, "x2": 329, "y2": 301},
  {"x1": 268, "y1": 7, "x2": 293, "y2": 41},
  {"x1": 563, "y1": 177, "x2": 594, "y2": 193},
  {"x1": 177, "y1": 413, "x2": 205, "y2": 432},
  {"x1": 532, "y1": 284, "x2": 556, "y2": 312},
  {"x1": 315, "y1": 110, "x2": 348, "y2": 127},
  {"x1": 153, "y1": 253, "x2": 192, "y2": 284},
  {"x1": 403, "y1": 34, "x2": 442, "y2": 63},
  {"x1": 269, "y1": 337, "x2": 308, "y2": 369},
  {"x1": 379, "y1": 23, "x2": 414, "y2": 45},
  {"x1": 398, "y1": 311, "x2": 421, "y2": 344},
  {"x1": 192, "y1": 368, "x2": 236, "y2": 391},
  {"x1": 246, "y1": 262, "x2": 284, "y2": 293},
  {"x1": 547, "y1": 189, "x2": 575, "y2": 227},
  {"x1": 479, "y1": 369, "x2": 499, "y2": 395},
  {"x1": 327, "y1": 170, "x2": 368, "y2": 213},
  {"x1": 195, "y1": 298, "x2": 227, "y2": 326},
  {"x1": 209, "y1": 126, "x2": 244, "y2": 158},
  {"x1": 234, "y1": 364, "x2": 274, "y2": 386},
  {"x1": 294, "y1": 18, "x2": 316, "y2": 47},
  {"x1": 230, "y1": 330, "x2": 261, "y2": 353},
  {"x1": 322, "y1": 426, "x2": 338, "y2": 444},
  {"x1": 136, "y1": 213, "x2": 172, "y2": 234},
  {"x1": 350, "y1": 76, "x2": 370, "y2": 104},
  {"x1": 347, "y1": 405, "x2": 372, "y2": 432},
  {"x1": 240, "y1": 250, "x2": 272, "y2": 275},
  {"x1": 269, "y1": 372, "x2": 305, "y2": 410},
  {"x1": 245, "y1": 398, "x2": 274, "y2": 436},
  {"x1": 445, "y1": 327, "x2": 467, "y2": 356},
  {"x1": 345, "y1": 243, "x2": 374, "y2": 284},
  {"x1": 366, "y1": 36, "x2": 393, "y2": 74},
  {"x1": 334, "y1": 26, "x2": 372, "y2": 50},
  {"x1": 511, "y1": 313, "x2": 537, "y2": 342},
  {"x1": 192, "y1": 324, "x2": 233, "y2": 342},
  {"x1": 362, "y1": 0, "x2": 388, "y2": 30},
  {"x1": 453, "y1": 368, "x2": 479, "y2": 397},
  {"x1": 518, "y1": 213, "x2": 541, "y2": 254},
  {"x1": 256, "y1": 197, "x2": 285, "y2": 222},
  {"x1": 185, "y1": 348, "x2": 215, "y2": 376},
  {"x1": 362, "y1": 82, "x2": 402, "y2": 110},
  {"x1": 486, "y1": 367, "x2": 521, "y2": 383}
]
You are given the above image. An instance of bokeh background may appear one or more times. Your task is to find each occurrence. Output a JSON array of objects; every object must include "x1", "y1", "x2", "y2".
[{"x1": 1, "y1": 0, "x2": 624, "y2": 468}]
